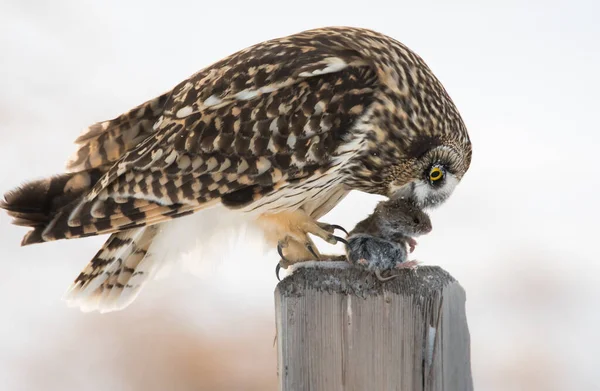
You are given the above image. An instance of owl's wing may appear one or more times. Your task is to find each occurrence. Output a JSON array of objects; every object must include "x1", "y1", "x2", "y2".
[
  {"x1": 19, "y1": 38, "x2": 380, "y2": 244},
  {"x1": 65, "y1": 91, "x2": 172, "y2": 172}
]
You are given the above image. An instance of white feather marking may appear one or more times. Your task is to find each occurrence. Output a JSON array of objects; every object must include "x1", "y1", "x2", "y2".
[
  {"x1": 233, "y1": 81, "x2": 294, "y2": 102},
  {"x1": 410, "y1": 173, "x2": 459, "y2": 207},
  {"x1": 256, "y1": 157, "x2": 271, "y2": 175},
  {"x1": 64, "y1": 201, "x2": 85, "y2": 228},
  {"x1": 176, "y1": 106, "x2": 194, "y2": 118},
  {"x1": 152, "y1": 115, "x2": 164, "y2": 130},
  {"x1": 235, "y1": 89, "x2": 259, "y2": 100},
  {"x1": 260, "y1": 85, "x2": 278, "y2": 94},
  {"x1": 203, "y1": 95, "x2": 223, "y2": 107},
  {"x1": 164, "y1": 150, "x2": 178, "y2": 165},
  {"x1": 287, "y1": 134, "x2": 297, "y2": 148},
  {"x1": 90, "y1": 200, "x2": 106, "y2": 218},
  {"x1": 298, "y1": 58, "x2": 348, "y2": 77},
  {"x1": 136, "y1": 148, "x2": 164, "y2": 170}
]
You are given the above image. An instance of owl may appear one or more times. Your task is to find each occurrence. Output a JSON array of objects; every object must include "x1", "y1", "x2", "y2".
[{"x1": 1, "y1": 26, "x2": 471, "y2": 312}]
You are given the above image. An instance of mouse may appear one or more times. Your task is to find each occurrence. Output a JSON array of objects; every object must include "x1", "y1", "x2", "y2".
[{"x1": 345, "y1": 198, "x2": 432, "y2": 281}]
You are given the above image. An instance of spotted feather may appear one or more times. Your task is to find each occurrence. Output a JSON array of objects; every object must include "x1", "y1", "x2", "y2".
[
  {"x1": 37, "y1": 64, "x2": 378, "y2": 242},
  {"x1": 66, "y1": 91, "x2": 171, "y2": 172}
]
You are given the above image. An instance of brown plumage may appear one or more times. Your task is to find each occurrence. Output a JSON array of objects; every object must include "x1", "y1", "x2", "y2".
[{"x1": 1, "y1": 26, "x2": 472, "y2": 312}]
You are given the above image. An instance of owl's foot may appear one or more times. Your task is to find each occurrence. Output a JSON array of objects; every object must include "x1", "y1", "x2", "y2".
[
  {"x1": 258, "y1": 211, "x2": 348, "y2": 280},
  {"x1": 316, "y1": 222, "x2": 349, "y2": 237},
  {"x1": 274, "y1": 235, "x2": 319, "y2": 281},
  {"x1": 303, "y1": 221, "x2": 349, "y2": 246},
  {"x1": 277, "y1": 236, "x2": 320, "y2": 264},
  {"x1": 275, "y1": 222, "x2": 348, "y2": 265}
]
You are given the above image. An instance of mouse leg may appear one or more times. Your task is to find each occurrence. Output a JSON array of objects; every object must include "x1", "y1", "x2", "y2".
[{"x1": 406, "y1": 237, "x2": 418, "y2": 253}]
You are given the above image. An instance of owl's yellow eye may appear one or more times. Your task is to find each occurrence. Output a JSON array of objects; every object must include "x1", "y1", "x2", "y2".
[{"x1": 429, "y1": 167, "x2": 444, "y2": 182}]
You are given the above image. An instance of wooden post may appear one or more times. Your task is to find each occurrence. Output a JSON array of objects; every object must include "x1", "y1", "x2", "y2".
[{"x1": 274, "y1": 265, "x2": 472, "y2": 391}]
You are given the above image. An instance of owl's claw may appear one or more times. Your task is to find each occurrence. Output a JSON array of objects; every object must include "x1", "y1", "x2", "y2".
[
  {"x1": 277, "y1": 241, "x2": 286, "y2": 260},
  {"x1": 327, "y1": 224, "x2": 349, "y2": 236},
  {"x1": 275, "y1": 237, "x2": 320, "y2": 279},
  {"x1": 305, "y1": 242, "x2": 320, "y2": 260},
  {"x1": 273, "y1": 218, "x2": 348, "y2": 276},
  {"x1": 333, "y1": 235, "x2": 349, "y2": 246},
  {"x1": 276, "y1": 241, "x2": 292, "y2": 281},
  {"x1": 315, "y1": 223, "x2": 349, "y2": 244}
]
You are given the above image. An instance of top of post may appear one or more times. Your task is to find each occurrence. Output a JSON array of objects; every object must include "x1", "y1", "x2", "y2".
[{"x1": 276, "y1": 264, "x2": 457, "y2": 299}]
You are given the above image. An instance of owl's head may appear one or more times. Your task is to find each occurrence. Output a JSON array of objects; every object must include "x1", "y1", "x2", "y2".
[{"x1": 388, "y1": 142, "x2": 471, "y2": 209}]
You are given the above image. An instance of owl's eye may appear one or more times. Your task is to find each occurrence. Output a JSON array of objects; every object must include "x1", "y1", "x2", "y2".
[{"x1": 429, "y1": 166, "x2": 444, "y2": 182}]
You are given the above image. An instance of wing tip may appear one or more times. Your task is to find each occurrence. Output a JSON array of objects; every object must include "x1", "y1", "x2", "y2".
[{"x1": 21, "y1": 229, "x2": 45, "y2": 246}]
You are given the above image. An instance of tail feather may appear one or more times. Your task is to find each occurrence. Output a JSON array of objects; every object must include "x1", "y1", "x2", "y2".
[
  {"x1": 63, "y1": 225, "x2": 160, "y2": 313},
  {"x1": 65, "y1": 91, "x2": 171, "y2": 172},
  {"x1": 0, "y1": 167, "x2": 108, "y2": 246}
]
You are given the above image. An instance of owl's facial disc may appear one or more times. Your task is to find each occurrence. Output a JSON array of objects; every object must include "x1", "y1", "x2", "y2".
[
  {"x1": 388, "y1": 146, "x2": 464, "y2": 209},
  {"x1": 390, "y1": 171, "x2": 458, "y2": 209},
  {"x1": 411, "y1": 166, "x2": 459, "y2": 208}
]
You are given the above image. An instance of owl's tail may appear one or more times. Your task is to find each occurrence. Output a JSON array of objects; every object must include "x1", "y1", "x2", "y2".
[
  {"x1": 63, "y1": 225, "x2": 161, "y2": 313},
  {"x1": 1, "y1": 168, "x2": 165, "y2": 312},
  {"x1": 0, "y1": 167, "x2": 109, "y2": 246}
]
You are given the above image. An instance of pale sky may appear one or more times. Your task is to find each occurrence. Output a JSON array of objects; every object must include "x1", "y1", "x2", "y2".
[{"x1": 0, "y1": 1, "x2": 599, "y2": 390}]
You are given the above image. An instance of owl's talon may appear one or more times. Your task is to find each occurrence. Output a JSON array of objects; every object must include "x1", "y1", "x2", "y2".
[
  {"x1": 329, "y1": 224, "x2": 349, "y2": 236},
  {"x1": 316, "y1": 222, "x2": 349, "y2": 242},
  {"x1": 277, "y1": 241, "x2": 292, "y2": 278},
  {"x1": 271, "y1": 215, "x2": 345, "y2": 267},
  {"x1": 277, "y1": 241, "x2": 287, "y2": 260},
  {"x1": 333, "y1": 235, "x2": 349, "y2": 246},
  {"x1": 305, "y1": 242, "x2": 320, "y2": 260}
]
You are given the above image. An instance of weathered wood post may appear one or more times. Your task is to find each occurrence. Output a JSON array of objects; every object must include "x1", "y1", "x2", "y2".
[{"x1": 274, "y1": 265, "x2": 472, "y2": 391}]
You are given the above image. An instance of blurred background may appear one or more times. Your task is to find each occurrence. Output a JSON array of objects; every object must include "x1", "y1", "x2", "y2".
[{"x1": 0, "y1": 0, "x2": 598, "y2": 390}]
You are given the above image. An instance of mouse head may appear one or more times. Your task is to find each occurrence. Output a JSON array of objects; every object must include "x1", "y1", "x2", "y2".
[{"x1": 374, "y1": 198, "x2": 433, "y2": 237}]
